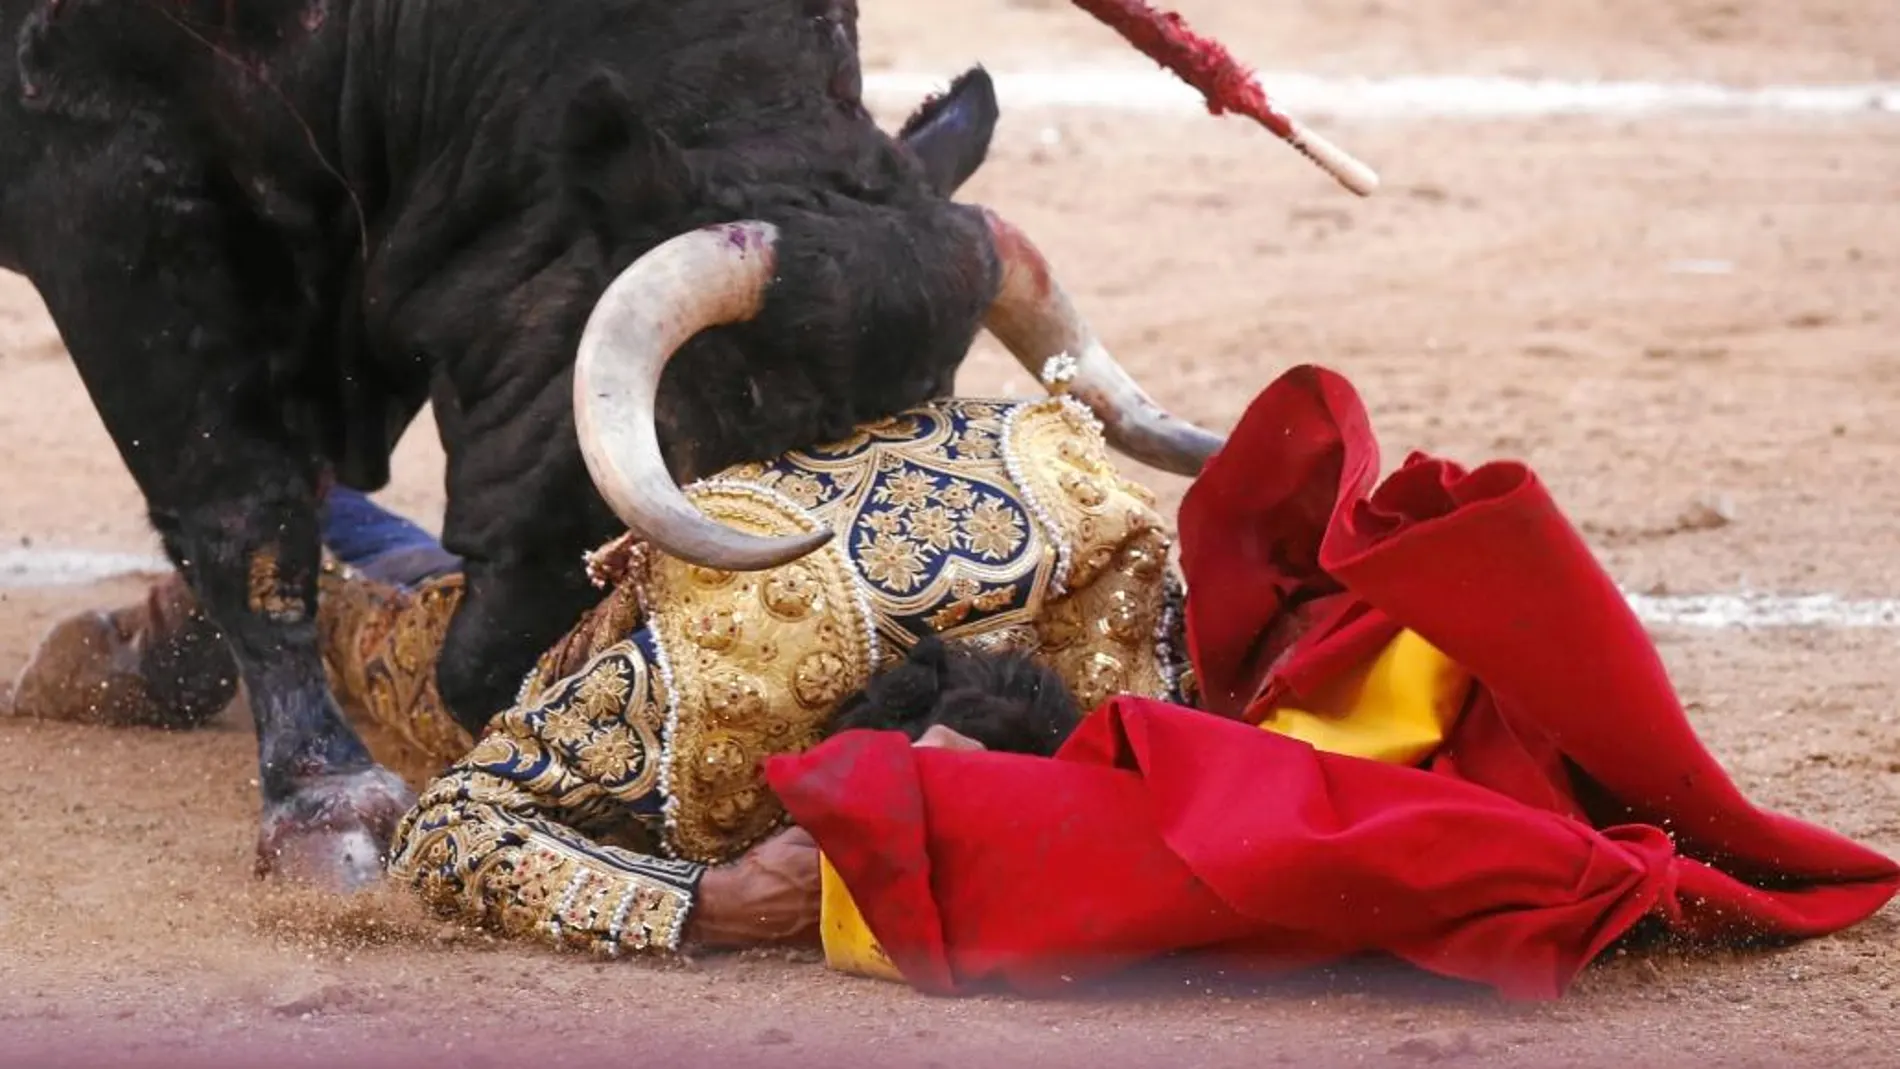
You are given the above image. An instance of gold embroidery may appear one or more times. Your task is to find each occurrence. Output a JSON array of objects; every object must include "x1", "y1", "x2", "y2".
[
  {"x1": 541, "y1": 704, "x2": 598, "y2": 749},
  {"x1": 684, "y1": 606, "x2": 741, "y2": 652},
  {"x1": 856, "y1": 531, "x2": 928, "y2": 592},
  {"x1": 1060, "y1": 470, "x2": 1109, "y2": 509},
  {"x1": 793, "y1": 651, "x2": 853, "y2": 710},
  {"x1": 956, "y1": 428, "x2": 999, "y2": 460},
  {"x1": 777, "y1": 472, "x2": 826, "y2": 509},
  {"x1": 861, "y1": 510, "x2": 903, "y2": 536},
  {"x1": 876, "y1": 469, "x2": 938, "y2": 511},
  {"x1": 761, "y1": 566, "x2": 823, "y2": 621},
  {"x1": 961, "y1": 623, "x2": 1042, "y2": 656},
  {"x1": 385, "y1": 638, "x2": 699, "y2": 957},
  {"x1": 927, "y1": 601, "x2": 972, "y2": 631},
  {"x1": 247, "y1": 547, "x2": 308, "y2": 623},
  {"x1": 1002, "y1": 398, "x2": 1180, "y2": 709},
  {"x1": 967, "y1": 497, "x2": 1027, "y2": 560},
  {"x1": 316, "y1": 567, "x2": 474, "y2": 786},
  {"x1": 702, "y1": 668, "x2": 768, "y2": 724},
  {"x1": 578, "y1": 726, "x2": 645, "y2": 785},
  {"x1": 574, "y1": 661, "x2": 633, "y2": 715},
  {"x1": 646, "y1": 483, "x2": 876, "y2": 864},
  {"x1": 902, "y1": 507, "x2": 953, "y2": 553}
]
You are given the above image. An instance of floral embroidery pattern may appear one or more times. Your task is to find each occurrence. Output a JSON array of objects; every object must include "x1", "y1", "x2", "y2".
[
  {"x1": 955, "y1": 428, "x2": 999, "y2": 460},
  {"x1": 495, "y1": 652, "x2": 661, "y2": 800},
  {"x1": 906, "y1": 506, "x2": 958, "y2": 552},
  {"x1": 847, "y1": 465, "x2": 1033, "y2": 595},
  {"x1": 729, "y1": 402, "x2": 1053, "y2": 649},
  {"x1": 856, "y1": 531, "x2": 929, "y2": 592},
  {"x1": 966, "y1": 498, "x2": 1027, "y2": 560},
  {"x1": 875, "y1": 469, "x2": 938, "y2": 511}
]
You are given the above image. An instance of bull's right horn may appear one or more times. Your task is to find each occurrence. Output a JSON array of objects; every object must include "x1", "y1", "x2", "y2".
[
  {"x1": 978, "y1": 209, "x2": 1227, "y2": 477},
  {"x1": 573, "y1": 221, "x2": 834, "y2": 572}
]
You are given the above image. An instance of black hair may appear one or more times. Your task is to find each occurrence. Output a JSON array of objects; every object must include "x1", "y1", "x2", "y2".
[{"x1": 823, "y1": 636, "x2": 1081, "y2": 757}]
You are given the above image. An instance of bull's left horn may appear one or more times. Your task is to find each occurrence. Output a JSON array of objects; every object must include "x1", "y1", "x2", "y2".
[
  {"x1": 978, "y1": 209, "x2": 1226, "y2": 477},
  {"x1": 574, "y1": 221, "x2": 834, "y2": 572}
]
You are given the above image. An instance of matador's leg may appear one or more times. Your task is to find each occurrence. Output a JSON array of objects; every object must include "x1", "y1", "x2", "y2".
[
  {"x1": 6, "y1": 487, "x2": 461, "y2": 730},
  {"x1": 5, "y1": 569, "x2": 236, "y2": 730}
]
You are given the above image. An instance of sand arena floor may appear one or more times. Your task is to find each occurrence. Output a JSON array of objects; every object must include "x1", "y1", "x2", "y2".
[{"x1": 2, "y1": 2, "x2": 1898, "y2": 1066}]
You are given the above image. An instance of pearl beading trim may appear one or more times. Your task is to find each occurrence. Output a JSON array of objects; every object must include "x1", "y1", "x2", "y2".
[
  {"x1": 999, "y1": 401, "x2": 1075, "y2": 599},
  {"x1": 606, "y1": 885, "x2": 639, "y2": 953},
  {"x1": 546, "y1": 866, "x2": 589, "y2": 941}
]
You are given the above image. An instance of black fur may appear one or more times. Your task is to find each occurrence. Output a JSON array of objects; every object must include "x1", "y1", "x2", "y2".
[
  {"x1": 825, "y1": 637, "x2": 1083, "y2": 758},
  {"x1": 0, "y1": 0, "x2": 1006, "y2": 862}
]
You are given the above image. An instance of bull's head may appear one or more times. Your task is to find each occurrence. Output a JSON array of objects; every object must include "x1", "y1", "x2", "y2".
[{"x1": 571, "y1": 71, "x2": 1226, "y2": 572}]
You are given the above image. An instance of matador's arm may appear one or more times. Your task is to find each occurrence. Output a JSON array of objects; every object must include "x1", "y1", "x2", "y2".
[{"x1": 385, "y1": 636, "x2": 707, "y2": 955}]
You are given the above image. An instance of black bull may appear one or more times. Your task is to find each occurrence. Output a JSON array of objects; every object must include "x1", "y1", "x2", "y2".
[{"x1": 0, "y1": 0, "x2": 1013, "y2": 888}]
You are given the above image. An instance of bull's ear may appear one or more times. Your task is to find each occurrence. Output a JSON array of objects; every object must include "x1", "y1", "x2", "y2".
[
  {"x1": 557, "y1": 68, "x2": 693, "y2": 228},
  {"x1": 897, "y1": 66, "x2": 1000, "y2": 196}
]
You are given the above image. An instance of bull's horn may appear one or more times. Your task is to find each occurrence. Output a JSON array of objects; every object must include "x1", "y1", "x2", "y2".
[
  {"x1": 573, "y1": 221, "x2": 834, "y2": 572},
  {"x1": 979, "y1": 209, "x2": 1226, "y2": 477}
]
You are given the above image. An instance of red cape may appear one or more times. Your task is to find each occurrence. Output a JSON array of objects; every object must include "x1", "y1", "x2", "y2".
[{"x1": 764, "y1": 366, "x2": 1899, "y2": 999}]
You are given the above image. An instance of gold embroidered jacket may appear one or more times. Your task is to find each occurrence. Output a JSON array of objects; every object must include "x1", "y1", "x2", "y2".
[{"x1": 322, "y1": 396, "x2": 1191, "y2": 957}]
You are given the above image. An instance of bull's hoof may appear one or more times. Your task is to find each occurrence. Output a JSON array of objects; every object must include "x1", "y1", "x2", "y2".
[{"x1": 255, "y1": 766, "x2": 418, "y2": 893}]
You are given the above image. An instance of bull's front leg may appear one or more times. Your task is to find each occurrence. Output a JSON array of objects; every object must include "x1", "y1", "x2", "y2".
[
  {"x1": 157, "y1": 461, "x2": 413, "y2": 889},
  {"x1": 24, "y1": 159, "x2": 412, "y2": 892}
]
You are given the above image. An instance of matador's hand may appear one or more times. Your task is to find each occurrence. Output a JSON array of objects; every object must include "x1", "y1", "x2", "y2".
[
  {"x1": 688, "y1": 725, "x2": 986, "y2": 949},
  {"x1": 688, "y1": 825, "x2": 822, "y2": 949}
]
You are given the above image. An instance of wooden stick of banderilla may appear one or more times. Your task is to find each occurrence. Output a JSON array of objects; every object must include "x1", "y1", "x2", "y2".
[{"x1": 1068, "y1": 0, "x2": 1381, "y2": 197}]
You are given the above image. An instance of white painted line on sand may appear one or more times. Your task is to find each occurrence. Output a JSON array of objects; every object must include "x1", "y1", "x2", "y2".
[
  {"x1": 865, "y1": 69, "x2": 1900, "y2": 118},
  {"x1": 0, "y1": 548, "x2": 171, "y2": 589},
  {"x1": 5, "y1": 547, "x2": 1900, "y2": 631},
  {"x1": 1623, "y1": 592, "x2": 1900, "y2": 630}
]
